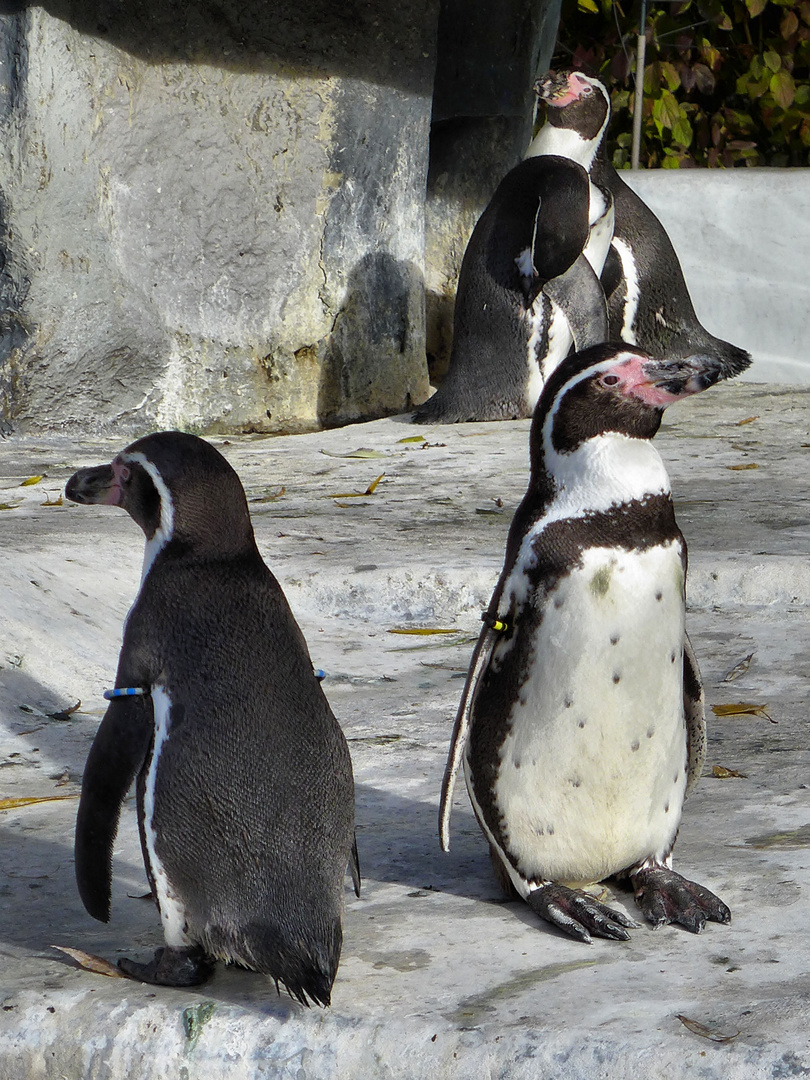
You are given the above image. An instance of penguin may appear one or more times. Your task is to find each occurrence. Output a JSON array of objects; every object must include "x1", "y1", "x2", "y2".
[
  {"x1": 413, "y1": 72, "x2": 614, "y2": 424},
  {"x1": 439, "y1": 343, "x2": 731, "y2": 942},
  {"x1": 535, "y1": 70, "x2": 751, "y2": 380},
  {"x1": 65, "y1": 431, "x2": 360, "y2": 1005}
]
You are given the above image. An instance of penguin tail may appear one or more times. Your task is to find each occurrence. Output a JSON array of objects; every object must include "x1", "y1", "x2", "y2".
[
  {"x1": 713, "y1": 340, "x2": 753, "y2": 381},
  {"x1": 209, "y1": 919, "x2": 343, "y2": 1008}
]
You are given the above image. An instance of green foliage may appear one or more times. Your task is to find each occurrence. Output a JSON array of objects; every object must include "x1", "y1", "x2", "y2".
[{"x1": 554, "y1": 0, "x2": 810, "y2": 167}]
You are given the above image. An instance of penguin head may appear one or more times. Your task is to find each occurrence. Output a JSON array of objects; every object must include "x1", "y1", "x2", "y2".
[
  {"x1": 66, "y1": 431, "x2": 257, "y2": 568},
  {"x1": 532, "y1": 343, "x2": 723, "y2": 468},
  {"x1": 528, "y1": 71, "x2": 611, "y2": 167}
]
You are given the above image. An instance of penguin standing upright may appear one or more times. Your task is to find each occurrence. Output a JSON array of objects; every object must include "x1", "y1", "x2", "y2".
[
  {"x1": 535, "y1": 70, "x2": 751, "y2": 380},
  {"x1": 65, "y1": 432, "x2": 359, "y2": 1005},
  {"x1": 414, "y1": 73, "x2": 614, "y2": 424},
  {"x1": 439, "y1": 344, "x2": 731, "y2": 941}
]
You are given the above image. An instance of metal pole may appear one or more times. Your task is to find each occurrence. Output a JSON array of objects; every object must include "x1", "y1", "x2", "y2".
[{"x1": 631, "y1": 0, "x2": 648, "y2": 169}]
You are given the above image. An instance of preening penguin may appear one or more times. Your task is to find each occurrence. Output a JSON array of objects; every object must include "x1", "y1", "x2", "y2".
[
  {"x1": 536, "y1": 70, "x2": 751, "y2": 381},
  {"x1": 65, "y1": 431, "x2": 359, "y2": 1005},
  {"x1": 439, "y1": 344, "x2": 731, "y2": 942},
  {"x1": 413, "y1": 72, "x2": 613, "y2": 424}
]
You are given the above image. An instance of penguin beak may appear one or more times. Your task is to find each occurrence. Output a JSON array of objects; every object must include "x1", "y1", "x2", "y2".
[
  {"x1": 65, "y1": 464, "x2": 122, "y2": 507},
  {"x1": 534, "y1": 70, "x2": 573, "y2": 104},
  {"x1": 642, "y1": 356, "x2": 724, "y2": 399}
]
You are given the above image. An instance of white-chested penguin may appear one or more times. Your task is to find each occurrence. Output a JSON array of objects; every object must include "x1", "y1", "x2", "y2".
[
  {"x1": 439, "y1": 344, "x2": 731, "y2": 941},
  {"x1": 413, "y1": 72, "x2": 614, "y2": 424},
  {"x1": 65, "y1": 431, "x2": 360, "y2": 1005},
  {"x1": 536, "y1": 70, "x2": 751, "y2": 380}
]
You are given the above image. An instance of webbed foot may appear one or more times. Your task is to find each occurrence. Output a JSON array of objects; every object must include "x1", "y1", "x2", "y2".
[
  {"x1": 527, "y1": 883, "x2": 639, "y2": 944},
  {"x1": 118, "y1": 945, "x2": 214, "y2": 986},
  {"x1": 631, "y1": 866, "x2": 731, "y2": 933}
]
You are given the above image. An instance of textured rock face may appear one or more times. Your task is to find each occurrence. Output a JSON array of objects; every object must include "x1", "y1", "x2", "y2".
[{"x1": 0, "y1": 1, "x2": 436, "y2": 434}]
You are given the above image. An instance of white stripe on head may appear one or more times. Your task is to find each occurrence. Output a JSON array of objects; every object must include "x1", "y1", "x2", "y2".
[{"x1": 121, "y1": 451, "x2": 176, "y2": 582}]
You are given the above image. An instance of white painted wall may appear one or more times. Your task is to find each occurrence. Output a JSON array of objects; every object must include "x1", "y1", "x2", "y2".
[{"x1": 624, "y1": 169, "x2": 810, "y2": 383}]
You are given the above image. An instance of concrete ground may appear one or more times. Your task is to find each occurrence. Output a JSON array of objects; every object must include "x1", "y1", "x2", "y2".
[{"x1": 1, "y1": 380, "x2": 808, "y2": 1079}]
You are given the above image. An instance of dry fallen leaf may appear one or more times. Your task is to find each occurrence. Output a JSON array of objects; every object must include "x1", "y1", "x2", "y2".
[
  {"x1": 712, "y1": 765, "x2": 748, "y2": 779},
  {"x1": 20, "y1": 474, "x2": 44, "y2": 486},
  {"x1": 0, "y1": 502, "x2": 21, "y2": 511},
  {"x1": 722, "y1": 653, "x2": 754, "y2": 682},
  {"x1": 0, "y1": 794, "x2": 80, "y2": 810},
  {"x1": 676, "y1": 1014, "x2": 740, "y2": 1042},
  {"x1": 329, "y1": 473, "x2": 385, "y2": 499},
  {"x1": 51, "y1": 946, "x2": 131, "y2": 979},
  {"x1": 49, "y1": 700, "x2": 82, "y2": 722},
  {"x1": 388, "y1": 628, "x2": 459, "y2": 636},
  {"x1": 41, "y1": 494, "x2": 64, "y2": 507},
  {"x1": 734, "y1": 416, "x2": 758, "y2": 426},
  {"x1": 397, "y1": 435, "x2": 425, "y2": 444},
  {"x1": 320, "y1": 448, "x2": 387, "y2": 459},
  {"x1": 726, "y1": 463, "x2": 759, "y2": 471},
  {"x1": 712, "y1": 702, "x2": 774, "y2": 723},
  {"x1": 249, "y1": 486, "x2": 286, "y2": 503}
]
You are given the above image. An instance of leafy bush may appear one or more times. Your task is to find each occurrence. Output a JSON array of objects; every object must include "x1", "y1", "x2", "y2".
[{"x1": 554, "y1": 0, "x2": 810, "y2": 167}]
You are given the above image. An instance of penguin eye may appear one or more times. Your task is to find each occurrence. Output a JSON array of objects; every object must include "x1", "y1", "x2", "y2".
[
  {"x1": 582, "y1": 85, "x2": 593, "y2": 95},
  {"x1": 601, "y1": 374, "x2": 620, "y2": 387},
  {"x1": 119, "y1": 465, "x2": 131, "y2": 483}
]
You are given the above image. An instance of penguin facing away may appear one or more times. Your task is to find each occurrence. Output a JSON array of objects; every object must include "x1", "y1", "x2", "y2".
[
  {"x1": 65, "y1": 431, "x2": 360, "y2": 1005},
  {"x1": 536, "y1": 69, "x2": 751, "y2": 381},
  {"x1": 439, "y1": 344, "x2": 731, "y2": 942},
  {"x1": 414, "y1": 74, "x2": 614, "y2": 424}
]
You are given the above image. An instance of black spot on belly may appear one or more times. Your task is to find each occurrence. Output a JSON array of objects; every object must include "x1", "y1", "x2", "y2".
[
  {"x1": 655, "y1": 591, "x2": 663, "y2": 602},
  {"x1": 548, "y1": 825, "x2": 555, "y2": 835},
  {"x1": 554, "y1": 596, "x2": 565, "y2": 609},
  {"x1": 571, "y1": 777, "x2": 581, "y2": 788},
  {"x1": 577, "y1": 718, "x2": 587, "y2": 729},
  {"x1": 612, "y1": 673, "x2": 621, "y2": 684},
  {"x1": 664, "y1": 802, "x2": 670, "y2": 813},
  {"x1": 670, "y1": 651, "x2": 677, "y2": 663},
  {"x1": 610, "y1": 634, "x2": 620, "y2": 646},
  {"x1": 631, "y1": 740, "x2": 640, "y2": 752},
  {"x1": 647, "y1": 728, "x2": 655, "y2": 739}
]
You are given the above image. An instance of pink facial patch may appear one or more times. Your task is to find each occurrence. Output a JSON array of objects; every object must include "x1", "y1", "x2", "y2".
[
  {"x1": 602, "y1": 356, "x2": 700, "y2": 408},
  {"x1": 549, "y1": 72, "x2": 594, "y2": 107},
  {"x1": 103, "y1": 458, "x2": 129, "y2": 506}
]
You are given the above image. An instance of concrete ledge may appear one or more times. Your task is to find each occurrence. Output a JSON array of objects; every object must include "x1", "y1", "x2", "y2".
[{"x1": 1, "y1": 381, "x2": 809, "y2": 1077}]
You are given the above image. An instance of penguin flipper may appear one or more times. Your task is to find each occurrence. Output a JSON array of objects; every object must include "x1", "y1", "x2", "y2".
[
  {"x1": 542, "y1": 254, "x2": 609, "y2": 351},
  {"x1": 438, "y1": 626, "x2": 497, "y2": 850},
  {"x1": 75, "y1": 694, "x2": 154, "y2": 922},
  {"x1": 682, "y1": 631, "x2": 706, "y2": 799}
]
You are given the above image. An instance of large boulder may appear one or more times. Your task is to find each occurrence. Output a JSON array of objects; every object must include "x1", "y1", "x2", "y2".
[{"x1": 0, "y1": 1, "x2": 437, "y2": 434}]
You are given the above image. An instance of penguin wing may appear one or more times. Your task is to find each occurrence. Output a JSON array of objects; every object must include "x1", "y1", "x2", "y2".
[
  {"x1": 438, "y1": 626, "x2": 498, "y2": 850},
  {"x1": 683, "y1": 631, "x2": 706, "y2": 798},
  {"x1": 542, "y1": 254, "x2": 609, "y2": 350},
  {"x1": 75, "y1": 694, "x2": 154, "y2": 922}
]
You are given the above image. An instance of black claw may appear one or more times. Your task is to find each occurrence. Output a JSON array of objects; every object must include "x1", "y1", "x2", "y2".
[
  {"x1": 527, "y1": 883, "x2": 636, "y2": 943},
  {"x1": 632, "y1": 866, "x2": 730, "y2": 933},
  {"x1": 118, "y1": 945, "x2": 214, "y2": 986}
]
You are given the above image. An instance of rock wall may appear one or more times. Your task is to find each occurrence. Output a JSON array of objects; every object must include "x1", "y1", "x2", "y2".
[
  {"x1": 0, "y1": 0, "x2": 437, "y2": 434},
  {"x1": 0, "y1": 0, "x2": 560, "y2": 435}
]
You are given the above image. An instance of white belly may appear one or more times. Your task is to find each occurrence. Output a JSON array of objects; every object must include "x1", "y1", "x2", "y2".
[{"x1": 474, "y1": 543, "x2": 688, "y2": 889}]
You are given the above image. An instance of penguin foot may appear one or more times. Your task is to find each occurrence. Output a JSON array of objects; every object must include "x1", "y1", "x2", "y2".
[
  {"x1": 527, "y1": 883, "x2": 638, "y2": 944},
  {"x1": 631, "y1": 867, "x2": 731, "y2": 933},
  {"x1": 118, "y1": 945, "x2": 214, "y2": 986}
]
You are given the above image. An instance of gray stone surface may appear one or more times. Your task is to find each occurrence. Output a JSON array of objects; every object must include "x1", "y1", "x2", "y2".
[
  {"x1": 622, "y1": 170, "x2": 810, "y2": 385},
  {"x1": 1, "y1": 380, "x2": 809, "y2": 1076},
  {"x1": 0, "y1": 1, "x2": 437, "y2": 435}
]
